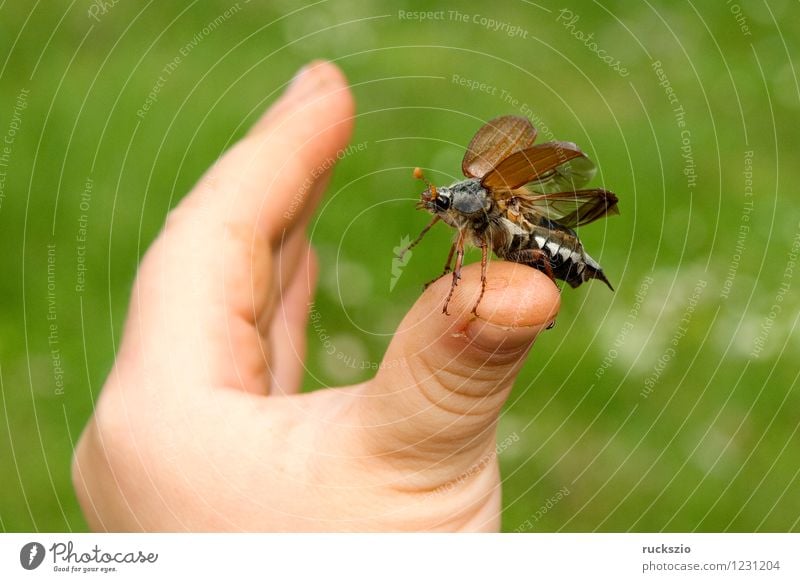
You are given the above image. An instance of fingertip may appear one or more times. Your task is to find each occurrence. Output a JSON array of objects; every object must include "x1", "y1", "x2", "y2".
[
  {"x1": 471, "y1": 261, "x2": 560, "y2": 326},
  {"x1": 424, "y1": 261, "x2": 560, "y2": 338},
  {"x1": 251, "y1": 60, "x2": 355, "y2": 139},
  {"x1": 207, "y1": 60, "x2": 355, "y2": 238},
  {"x1": 376, "y1": 260, "x2": 559, "y2": 382}
]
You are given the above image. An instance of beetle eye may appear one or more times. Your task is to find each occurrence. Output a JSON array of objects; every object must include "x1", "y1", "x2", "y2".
[{"x1": 434, "y1": 195, "x2": 451, "y2": 211}]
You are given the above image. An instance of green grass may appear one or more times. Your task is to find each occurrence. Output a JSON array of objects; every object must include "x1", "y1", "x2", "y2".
[{"x1": 1, "y1": 0, "x2": 798, "y2": 531}]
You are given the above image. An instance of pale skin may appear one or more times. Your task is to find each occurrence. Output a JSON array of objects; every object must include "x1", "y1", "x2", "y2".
[{"x1": 72, "y1": 61, "x2": 560, "y2": 531}]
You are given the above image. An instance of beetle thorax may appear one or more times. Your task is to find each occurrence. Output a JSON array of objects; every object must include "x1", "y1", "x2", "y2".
[{"x1": 431, "y1": 178, "x2": 491, "y2": 228}]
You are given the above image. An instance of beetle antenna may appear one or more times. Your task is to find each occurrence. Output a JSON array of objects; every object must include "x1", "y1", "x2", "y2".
[{"x1": 413, "y1": 167, "x2": 438, "y2": 199}]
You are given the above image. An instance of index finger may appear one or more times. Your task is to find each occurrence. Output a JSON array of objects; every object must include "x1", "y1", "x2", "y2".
[{"x1": 112, "y1": 62, "x2": 354, "y2": 394}]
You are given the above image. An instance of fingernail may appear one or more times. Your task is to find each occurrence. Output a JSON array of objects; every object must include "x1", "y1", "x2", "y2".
[
  {"x1": 286, "y1": 60, "x2": 336, "y2": 99},
  {"x1": 288, "y1": 64, "x2": 309, "y2": 90}
]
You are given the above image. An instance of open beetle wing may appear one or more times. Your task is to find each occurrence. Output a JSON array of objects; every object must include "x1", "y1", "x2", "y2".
[
  {"x1": 462, "y1": 115, "x2": 537, "y2": 179},
  {"x1": 518, "y1": 188, "x2": 619, "y2": 228},
  {"x1": 527, "y1": 154, "x2": 597, "y2": 194},
  {"x1": 481, "y1": 141, "x2": 587, "y2": 190}
]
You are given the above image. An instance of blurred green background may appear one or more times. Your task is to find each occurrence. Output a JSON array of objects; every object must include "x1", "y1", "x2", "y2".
[{"x1": 1, "y1": 0, "x2": 798, "y2": 532}]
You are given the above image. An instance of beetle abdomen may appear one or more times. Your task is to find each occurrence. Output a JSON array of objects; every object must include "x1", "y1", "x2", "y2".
[{"x1": 512, "y1": 224, "x2": 613, "y2": 290}]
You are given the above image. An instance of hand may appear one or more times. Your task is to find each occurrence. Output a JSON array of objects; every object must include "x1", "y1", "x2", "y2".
[{"x1": 72, "y1": 61, "x2": 560, "y2": 531}]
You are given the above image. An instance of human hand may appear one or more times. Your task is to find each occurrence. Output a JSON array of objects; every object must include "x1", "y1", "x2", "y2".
[{"x1": 72, "y1": 61, "x2": 560, "y2": 531}]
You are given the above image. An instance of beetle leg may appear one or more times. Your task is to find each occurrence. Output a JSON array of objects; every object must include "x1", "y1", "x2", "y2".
[
  {"x1": 442, "y1": 241, "x2": 456, "y2": 276},
  {"x1": 423, "y1": 242, "x2": 456, "y2": 290},
  {"x1": 442, "y1": 230, "x2": 465, "y2": 315},
  {"x1": 507, "y1": 248, "x2": 556, "y2": 283},
  {"x1": 471, "y1": 237, "x2": 489, "y2": 316}
]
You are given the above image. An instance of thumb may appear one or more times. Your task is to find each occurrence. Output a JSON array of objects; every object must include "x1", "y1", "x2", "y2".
[{"x1": 355, "y1": 260, "x2": 560, "y2": 484}]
